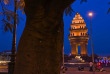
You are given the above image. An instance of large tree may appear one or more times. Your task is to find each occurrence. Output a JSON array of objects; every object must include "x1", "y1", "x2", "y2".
[{"x1": 14, "y1": 0, "x2": 76, "y2": 74}]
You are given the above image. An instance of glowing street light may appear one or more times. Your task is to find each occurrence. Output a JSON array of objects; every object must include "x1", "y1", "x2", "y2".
[
  {"x1": 88, "y1": 12, "x2": 95, "y2": 72},
  {"x1": 89, "y1": 12, "x2": 93, "y2": 16}
]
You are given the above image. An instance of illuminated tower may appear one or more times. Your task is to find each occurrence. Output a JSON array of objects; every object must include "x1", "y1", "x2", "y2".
[{"x1": 68, "y1": 12, "x2": 89, "y2": 56}]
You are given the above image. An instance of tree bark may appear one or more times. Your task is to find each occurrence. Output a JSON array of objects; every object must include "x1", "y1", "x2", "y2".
[{"x1": 14, "y1": 0, "x2": 75, "y2": 74}]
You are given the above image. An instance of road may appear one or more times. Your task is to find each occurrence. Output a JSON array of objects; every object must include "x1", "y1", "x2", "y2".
[
  {"x1": 60, "y1": 67, "x2": 110, "y2": 74},
  {"x1": 60, "y1": 71, "x2": 110, "y2": 74}
]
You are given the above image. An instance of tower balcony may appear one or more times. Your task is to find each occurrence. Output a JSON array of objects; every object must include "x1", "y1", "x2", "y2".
[
  {"x1": 68, "y1": 34, "x2": 89, "y2": 40},
  {"x1": 69, "y1": 27, "x2": 88, "y2": 32},
  {"x1": 69, "y1": 27, "x2": 88, "y2": 30},
  {"x1": 71, "y1": 22, "x2": 86, "y2": 26}
]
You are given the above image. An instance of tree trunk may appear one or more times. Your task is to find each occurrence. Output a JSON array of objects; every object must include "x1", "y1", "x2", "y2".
[{"x1": 14, "y1": 0, "x2": 75, "y2": 74}]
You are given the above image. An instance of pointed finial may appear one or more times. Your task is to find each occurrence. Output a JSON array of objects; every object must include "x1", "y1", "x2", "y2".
[{"x1": 76, "y1": 12, "x2": 79, "y2": 15}]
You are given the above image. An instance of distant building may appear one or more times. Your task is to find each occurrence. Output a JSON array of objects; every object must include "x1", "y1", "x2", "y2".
[{"x1": 0, "y1": 50, "x2": 11, "y2": 61}]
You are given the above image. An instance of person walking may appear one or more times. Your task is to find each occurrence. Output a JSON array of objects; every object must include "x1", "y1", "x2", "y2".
[{"x1": 89, "y1": 62, "x2": 93, "y2": 71}]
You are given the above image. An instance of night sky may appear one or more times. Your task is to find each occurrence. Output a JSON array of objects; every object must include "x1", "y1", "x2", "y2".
[{"x1": 0, "y1": 0, "x2": 110, "y2": 57}]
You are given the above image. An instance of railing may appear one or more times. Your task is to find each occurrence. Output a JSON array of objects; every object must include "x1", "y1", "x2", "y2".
[
  {"x1": 69, "y1": 27, "x2": 88, "y2": 30},
  {"x1": 71, "y1": 22, "x2": 86, "y2": 25},
  {"x1": 68, "y1": 34, "x2": 89, "y2": 38}
]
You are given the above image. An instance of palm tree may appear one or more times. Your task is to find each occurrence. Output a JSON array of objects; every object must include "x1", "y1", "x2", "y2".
[
  {"x1": 8, "y1": 0, "x2": 17, "y2": 74},
  {"x1": 0, "y1": 0, "x2": 24, "y2": 74}
]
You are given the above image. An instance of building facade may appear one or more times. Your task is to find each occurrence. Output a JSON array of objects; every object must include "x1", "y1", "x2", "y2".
[{"x1": 68, "y1": 12, "x2": 89, "y2": 56}]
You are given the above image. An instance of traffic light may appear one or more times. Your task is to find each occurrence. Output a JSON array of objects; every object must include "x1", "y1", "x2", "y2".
[{"x1": 98, "y1": 62, "x2": 101, "y2": 66}]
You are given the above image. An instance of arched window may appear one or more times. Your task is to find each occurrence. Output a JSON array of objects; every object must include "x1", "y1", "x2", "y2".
[
  {"x1": 81, "y1": 33, "x2": 82, "y2": 36},
  {"x1": 82, "y1": 26, "x2": 83, "y2": 28},
  {"x1": 83, "y1": 33, "x2": 84, "y2": 35},
  {"x1": 73, "y1": 33, "x2": 74, "y2": 36}
]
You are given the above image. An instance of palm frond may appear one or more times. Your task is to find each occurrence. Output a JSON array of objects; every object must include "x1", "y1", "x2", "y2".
[
  {"x1": 3, "y1": 0, "x2": 9, "y2": 5},
  {"x1": 0, "y1": 0, "x2": 24, "y2": 32},
  {"x1": 0, "y1": 12, "x2": 3, "y2": 15},
  {"x1": 1, "y1": 19, "x2": 14, "y2": 32},
  {"x1": 65, "y1": 6, "x2": 74, "y2": 16},
  {"x1": 3, "y1": 8, "x2": 24, "y2": 25},
  {"x1": 107, "y1": 8, "x2": 110, "y2": 14},
  {"x1": 3, "y1": 0, "x2": 13, "y2": 5},
  {"x1": 17, "y1": 0, "x2": 25, "y2": 14},
  {"x1": 3, "y1": 8, "x2": 14, "y2": 23},
  {"x1": 7, "y1": 14, "x2": 11, "y2": 22},
  {"x1": 65, "y1": 0, "x2": 87, "y2": 16}
]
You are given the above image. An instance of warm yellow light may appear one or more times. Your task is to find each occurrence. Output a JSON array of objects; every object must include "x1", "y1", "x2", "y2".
[{"x1": 89, "y1": 12, "x2": 93, "y2": 16}]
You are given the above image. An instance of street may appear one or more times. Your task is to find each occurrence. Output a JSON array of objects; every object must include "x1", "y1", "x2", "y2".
[
  {"x1": 60, "y1": 67, "x2": 110, "y2": 74},
  {"x1": 60, "y1": 71, "x2": 110, "y2": 74}
]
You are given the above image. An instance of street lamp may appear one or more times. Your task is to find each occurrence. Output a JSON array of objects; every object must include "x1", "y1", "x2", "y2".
[
  {"x1": 88, "y1": 12, "x2": 95, "y2": 72},
  {"x1": 62, "y1": 46, "x2": 65, "y2": 74},
  {"x1": 89, "y1": 12, "x2": 93, "y2": 16}
]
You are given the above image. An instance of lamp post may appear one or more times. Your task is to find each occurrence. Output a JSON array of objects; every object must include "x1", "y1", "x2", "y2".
[
  {"x1": 62, "y1": 46, "x2": 65, "y2": 74},
  {"x1": 89, "y1": 12, "x2": 95, "y2": 72}
]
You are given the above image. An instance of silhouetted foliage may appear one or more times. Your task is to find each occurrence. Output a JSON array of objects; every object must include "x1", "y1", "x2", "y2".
[
  {"x1": 107, "y1": 2, "x2": 110, "y2": 14},
  {"x1": 65, "y1": 0, "x2": 87, "y2": 16},
  {"x1": 107, "y1": 8, "x2": 110, "y2": 14},
  {"x1": 65, "y1": 6, "x2": 74, "y2": 16},
  {"x1": 0, "y1": 0, "x2": 24, "y2": 32},
  {"x1": 80, "y1": 0, "x2": 87, "y2": 4}
]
